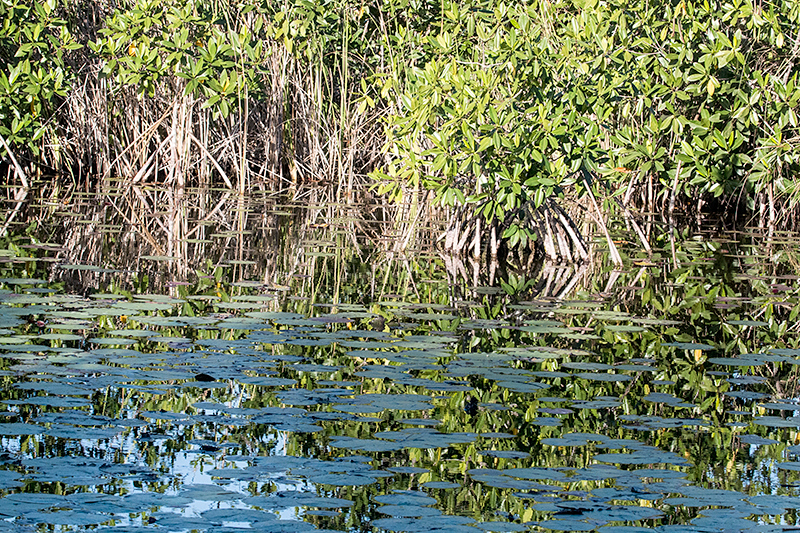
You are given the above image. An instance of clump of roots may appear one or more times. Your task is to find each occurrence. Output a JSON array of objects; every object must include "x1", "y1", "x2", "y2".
[{"x1": 440, "y1": 198, "x2": 588, "y2": 268}]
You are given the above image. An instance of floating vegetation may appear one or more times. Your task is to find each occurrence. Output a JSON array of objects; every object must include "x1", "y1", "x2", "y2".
[{"x1": 0, "y1": 226, "x2": 800, "y2": 533}]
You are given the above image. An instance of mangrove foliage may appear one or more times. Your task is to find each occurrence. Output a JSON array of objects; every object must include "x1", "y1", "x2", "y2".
[{"x1": 1, "y1": 0, "x2": 799, "y2": 259}]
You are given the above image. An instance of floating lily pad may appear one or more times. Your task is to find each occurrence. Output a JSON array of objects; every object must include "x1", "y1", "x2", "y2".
[
  {"x1": 727, "y1": 320, "x2": 769, "y2": 327},
  {"x1": 330, "y1": 437, "x2": 402, "y2": 452},
  {"x1": 754, "y1": 416, "x2": 800, "y2": 428},
  {"x1": 378, "y1": 505, "x2": 442, "y2": 517},
  {"x1": 308, "y1": 473, "x2": 378, "y2": 486},
  {"x1": 180, "y1": 484, "x2": 245, "y2": 500},
  {"x1": 536, "y1": 519, "x2": 597, "y2": 531},
  {"x1": 708, "y1": 356, "x2": 766, "y2": 366},
  {"x1": 423, "y1": 481, "x2": 461, "y2": 489},
  {"x1": 371, "y1": 516, "x2": 480, "y2": 532},
  {"x1": 388, "y1": 466, "x2": 430, "y2": 475},
  {"x1": 597, "y1": 525, "x2": 653, "y2": 533},
  {"x1": 201, "y1": 508, "x2": 277, "y2": 523},
  {"x1": 0, "y1": 423, "x2": 45, "y2": 435},
  {"x1": 0, "y1": 277, "x2": 46, "y2": 285},
  {"x1": 739, "y1": 435, "x2": 778, "y2": 446},
  {"x1": 244, "y1": 492, "x2": 354, "y2": 509},
  {"x1": 760, "y1": 402, "x2": 800, "y2": 411},
  {"x1": 594, "y1": 450, "x2": 688, "y2": 465},
  {"x1": 474, "y1": 522, "x2": 529, "y2": 531},
  {"x1": 481, "y1": 450, "x2": 530, "y2": 459},
  {"x1": 375, "y1": 492, "x2": 437, "y2": 506},
  {"x1": 662, "y1": 342, "x2": 715, "y2": 350},
  {"x1": 605, "y1": 324, "x2": 646, "y2": 332},
  {"x1": 27, "y1": 509, "x2": 109, "y2": 526},
  {"x1": 575, "y1": 372, "x2": 631, "y2": 382}
]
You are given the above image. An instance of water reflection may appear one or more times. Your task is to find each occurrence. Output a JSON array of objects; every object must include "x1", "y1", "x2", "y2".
[{"x1": 1, "y1": 197, "x2": 800, "y2": 531}]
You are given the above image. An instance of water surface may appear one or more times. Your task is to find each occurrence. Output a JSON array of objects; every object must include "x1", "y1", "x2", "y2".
[{"x1": 1, "y1": 206, "x2": 799, "y2": 532}]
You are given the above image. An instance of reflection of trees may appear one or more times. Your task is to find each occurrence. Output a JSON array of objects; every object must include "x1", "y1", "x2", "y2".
[{"x1": 4, "y1": 224, "x2": 800, "y2": 528}]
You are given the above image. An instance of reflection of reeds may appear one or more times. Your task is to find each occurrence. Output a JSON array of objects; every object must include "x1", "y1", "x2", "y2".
[{"x1": 25, "y1": 1, "x2": 391, "y2": 274}]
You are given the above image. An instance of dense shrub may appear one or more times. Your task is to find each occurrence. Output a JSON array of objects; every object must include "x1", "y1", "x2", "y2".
[
  {"x1": 373, "y1": 0, "x2": 800, "y2": 227},
  {"x1": 0, "y1": 0, "x2": 80, "y2": 157},
  {"x1": 1, "y1": 0, "x2": 798, "y2": 230}
]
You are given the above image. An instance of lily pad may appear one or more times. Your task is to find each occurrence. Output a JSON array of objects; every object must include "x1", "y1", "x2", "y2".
[
  {"x1": 0, "y1": 423, "x2": 45, "y2": 435},
  {"x1": 662, "y1": 342, "x2": 715, "y2": 351}
]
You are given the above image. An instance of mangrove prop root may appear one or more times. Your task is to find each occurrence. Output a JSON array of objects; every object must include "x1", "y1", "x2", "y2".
[{"x1": 439, "y1": 199, "x2": 591, "y2": 267}]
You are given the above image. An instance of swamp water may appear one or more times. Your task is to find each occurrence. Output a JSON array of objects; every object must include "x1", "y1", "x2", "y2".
[{"x1": 2, "y1": 199, "x2": 800, "y2": 532}]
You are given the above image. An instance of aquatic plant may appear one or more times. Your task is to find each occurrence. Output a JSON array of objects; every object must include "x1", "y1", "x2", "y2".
[
  {"x1": 2, "y1": 224, "x2": 800, "y2": 531},
  {"x1": 1, "y1": 0, "x2": 799, "y2": 262}
]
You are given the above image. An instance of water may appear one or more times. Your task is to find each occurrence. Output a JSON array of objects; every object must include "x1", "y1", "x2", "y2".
[{"x1": 1, "y1": 197, "x2": 800, "y2": 532}]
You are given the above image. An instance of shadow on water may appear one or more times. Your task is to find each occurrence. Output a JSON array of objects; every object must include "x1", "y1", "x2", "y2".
[{"x1": 2, "y1": 186, "x2": 800, "y2": 531}]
